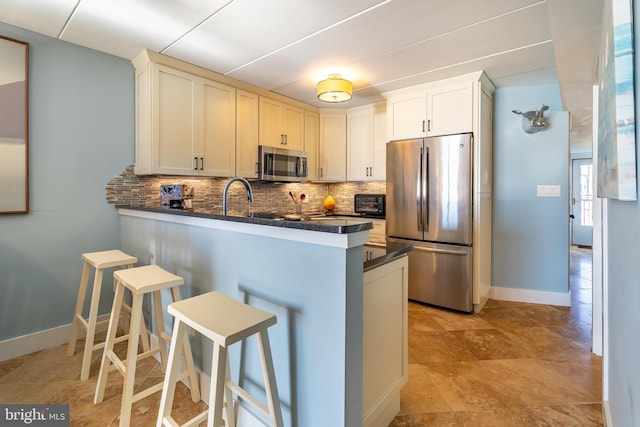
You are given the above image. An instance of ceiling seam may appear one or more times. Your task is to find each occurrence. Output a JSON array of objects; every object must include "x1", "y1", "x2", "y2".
[
  {"x1": 160, "y1": 0, "x2": 236, "y2": 54},
  {"x1": 349, "y1": 0, "x2": 550, "y2": 68},
  {"x1": 223, "y1": 0, "x2": 392, "y2": 76},
  {"x1": 57, "y1": 0, "x2": 82, "y2": 39},
  {"x1": 298, "y1": 39, "x2": 554, "y2": 101}
]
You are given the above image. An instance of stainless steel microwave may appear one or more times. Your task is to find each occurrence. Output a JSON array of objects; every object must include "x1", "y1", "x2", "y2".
[{"x1": 258, "y1": 145, "x2": 308, "y2": 182}]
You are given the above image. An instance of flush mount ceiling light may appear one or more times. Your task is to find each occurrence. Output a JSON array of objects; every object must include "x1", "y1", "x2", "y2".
[
  {"x1": 512, "y1": 104, "x2": 549, "y2": 133},
  {"x1": 317, "y1": 74, "x2": 352, "y2": 103}
]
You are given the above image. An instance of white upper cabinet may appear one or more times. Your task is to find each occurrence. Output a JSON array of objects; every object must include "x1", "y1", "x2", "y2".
[
  {"x1": 235, "y1": 89, "x2": 260, "y2": 178},
  {"x1": 304, "y1": 110, "x2": 320, "y2": 181},
  {"x1": 385, "y1": 77, "x2": 475, "y2": 141},
  {"x1": 318, "y1": 111, "x2": 347, "y2": 182},
  {"x1": 200, "y1": 79, "x2": 236, "y2": 177},
  {"x1": 386, "y1": 91, "x2": 427, "y2": 141},
  {"x1": 347, "y1": 103, "x2": 386, "y2": 181},
  {"x1": 426, "y1": 81, "x2": 473, "y2": 137},
  {"x1": 135, "y1": 62, "x2": 236, "y2": 176},
  {"x1": 259, "y1": 97, "x2": 304, "y2": 151}
]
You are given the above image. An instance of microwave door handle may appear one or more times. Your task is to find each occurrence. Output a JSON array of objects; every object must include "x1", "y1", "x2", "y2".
[{"x1": 296, "y1": 157, "x2": 301, "y2": 177}]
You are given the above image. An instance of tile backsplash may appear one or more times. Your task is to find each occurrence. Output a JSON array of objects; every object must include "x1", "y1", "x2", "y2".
[{"x1": 106, "y1": 165, "x2": 385, "y2": 215}]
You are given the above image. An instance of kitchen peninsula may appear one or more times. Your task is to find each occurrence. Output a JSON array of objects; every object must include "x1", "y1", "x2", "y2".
[{"x1": 118, "y1": 206, "x2": 410, "y2": 427}]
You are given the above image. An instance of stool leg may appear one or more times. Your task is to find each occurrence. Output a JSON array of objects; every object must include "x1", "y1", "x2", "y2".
[
  {"x1": 153, "y1": 290, "x2": 169, "y2": 373},
  {"x1": 223, "y1": 358, "x2": 236, "y2": 427},
  {"x1": 208, "y1": 343, "x2": 228, "y2": 427},
  {"x1": 67, "y1": 261, "x2": 91, "y2": 357},
  {"x1": 115, "y1": 265, "x2": 131, "y2": 337},
  {"x1": 257, "y1": 330, "x2": 284, "y2": 427},
  {"x1": 79, "y1": 267, "x2": 105, "y2": 381},
  {"x1": 94, "y1": 280, "x2": 126, "y2": 404},
  {"x1": 170, "y1": 286, "x2": 200, "y2": 403},
  {"x1": 119, "y1": 292, "x2": 144, "y2": 427},
  {"x1": 156, "y1": 319, "x2": 188, "y2": 427}
]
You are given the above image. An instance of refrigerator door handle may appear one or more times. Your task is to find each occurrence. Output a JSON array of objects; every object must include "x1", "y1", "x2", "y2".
[
  {"x1": 418, "y1": 146, "x2": 423, "y2": 232},
  {"x1": 423, "y1": 145, "x2": 429, "y2": 233},
  {"x1": 413, "y1": 246, "x2": 468, "y2": 256}
]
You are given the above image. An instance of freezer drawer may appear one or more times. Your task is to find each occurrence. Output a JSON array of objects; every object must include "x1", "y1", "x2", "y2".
[{"x1": 387, "y1": 238, "x2": 472, "y2": 312}]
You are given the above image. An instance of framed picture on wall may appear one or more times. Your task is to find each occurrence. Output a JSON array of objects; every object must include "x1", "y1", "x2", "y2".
[{"x1": 597, "y1": 0, "x2": 637, "y2": 201}]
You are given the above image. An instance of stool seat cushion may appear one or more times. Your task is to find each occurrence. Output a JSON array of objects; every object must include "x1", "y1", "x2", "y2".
[
  {"x1": 114, "y1": 265, "x2": 184, "y2": 294},
  {"x1": 81, "y1": 249, "x2": 137, "y2": 269},
  {"x1": 169, "y1": 291, "x2": 276, "y2": 347}
]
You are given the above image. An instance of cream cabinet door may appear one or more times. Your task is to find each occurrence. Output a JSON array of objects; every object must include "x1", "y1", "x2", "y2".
[
  {"x1": 371, "y1": 102, "x2": 387, "y2": 181},
  {"x1": 348, "y1": 103, "x2": 386, "y2": 181},
  {"x1": 426, "y1": 81, "x2": 473, "y2": 136},
  {"x1": 259, "y1": 97, "x2": 305, "y2": 150},
  {"x1": 236, "y1": 90, "x2": 259, "y2": 178},
  {"x1": 283, "y1": 104, "x2": 304, "y2": 150},
  {"x1": 259, "y1": 97, "x2": 284, "y2": 147},
  {"x1": 200, "y1": 79, "x2": 236, "y2": 177},
  {"x1": 152, "y1": 65, "x2": 198, "y2": 175},
  {"x1": 347, "y1": 108, "x2": 372, "y2": 181},
  {"x1": 363, "y1": 255, "x2": 408, "y2": 426},
  {"x1": 318, "y1": 112, "x2": 346, "y2": 182},
  {"x1": 304, "y1": 111, "x2": 320, "y2": 181},
  {"x1": 386, "y1": 91, "x2": 427, "y2": 141}
]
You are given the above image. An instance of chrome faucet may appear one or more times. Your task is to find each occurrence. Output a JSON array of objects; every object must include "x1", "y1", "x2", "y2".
[{"x1": 222, "y1": 177, "x2": 253, "y2": 215}]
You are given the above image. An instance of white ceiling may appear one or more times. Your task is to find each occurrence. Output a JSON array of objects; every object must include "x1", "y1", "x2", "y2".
[{"x1": 0, "y1": 0, "x2": 603, "y2": 152}]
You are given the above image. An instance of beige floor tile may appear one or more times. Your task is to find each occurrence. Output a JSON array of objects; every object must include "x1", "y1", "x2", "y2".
[
  {"x1": 408, "y1": 331, "x2": 478, "y2": 363},
  {"x1": 424, "y1": 358, "x2": 601, "y2": 411},
  {"x1": 398, "y1": 363, "x2": 451, "y2": 416},
  {"x1": 449, "y1": 329, "x2": 532, "y2": 360}
]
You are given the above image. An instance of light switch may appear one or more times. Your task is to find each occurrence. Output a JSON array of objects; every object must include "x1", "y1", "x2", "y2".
[{"x1": 537, "y1": 185, "x2": 561, "y2": 197}]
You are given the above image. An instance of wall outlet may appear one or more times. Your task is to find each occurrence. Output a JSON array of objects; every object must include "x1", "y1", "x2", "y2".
[{"x1": 302, "y1": 194, "x2": 310, "y2": 203}]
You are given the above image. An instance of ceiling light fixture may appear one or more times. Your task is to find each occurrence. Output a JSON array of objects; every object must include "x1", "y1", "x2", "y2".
[{"x1": 317, "y1": 74, "x2": 352, "y2": 103}]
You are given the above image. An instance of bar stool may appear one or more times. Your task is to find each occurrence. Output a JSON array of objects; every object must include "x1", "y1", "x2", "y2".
[
  {"x1": 157, "y1": 291, "x2": 283, "y2": 427},
  {"x1": 67, "y1": 249, "x2": 147, "y2": 381},
  {"x1": 94, "y1": 264, "x2": 200, "y2": 427}
]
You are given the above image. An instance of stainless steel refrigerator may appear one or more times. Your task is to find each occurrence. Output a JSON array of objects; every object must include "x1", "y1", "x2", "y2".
[{"x1": 386, "y1": 133, "x2": 473, "y2": 312}]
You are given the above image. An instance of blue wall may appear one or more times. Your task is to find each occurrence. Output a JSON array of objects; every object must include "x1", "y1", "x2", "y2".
[
  {"x1": 492, "y1": 85, "x2": 570, "y2": 295},
  {"x1": 0, "y1": 23, "x2": 134, "y2": 341},
  {"x1": 607, "y1": 3, "x2": 640, "y2": 425}
]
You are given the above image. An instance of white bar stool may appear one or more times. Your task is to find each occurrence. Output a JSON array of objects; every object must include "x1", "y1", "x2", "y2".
[
  {"x1": 94, "y1": 264, "x2": 200, "y2": 427},
  {"x1": 67, "y1": 249, "x2": 147, "y2": 381},
  {"x1": 157, "y1": 291, "x2": 283, "y2": 427}
]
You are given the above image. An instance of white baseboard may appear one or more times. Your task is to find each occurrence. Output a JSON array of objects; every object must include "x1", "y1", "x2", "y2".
[
  {"x1": 603, "y1": 400, "x2": 612, "y2": 426},
  {"x1": 490, "y1": 285, "x2": 571, "y2": 307},
  {"x1": 0, "y1": 314, "x2": 110, "y2": 363}
]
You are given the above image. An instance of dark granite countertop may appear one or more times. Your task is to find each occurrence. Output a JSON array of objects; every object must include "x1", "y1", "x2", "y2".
[
  {"x1": 363, "y1": 243, "x2": 413, "y2": 272},
  {"x1": 117, "y1": 206, "x2": 373, "y2": 234},
  {"x1": 117, "y1": 206, "x2": 410, "y2": 270}
]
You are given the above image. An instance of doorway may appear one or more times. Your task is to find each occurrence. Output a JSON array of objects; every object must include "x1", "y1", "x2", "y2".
[{"x1": 571, "y1": 158, "x2": 593, "y2": 247}]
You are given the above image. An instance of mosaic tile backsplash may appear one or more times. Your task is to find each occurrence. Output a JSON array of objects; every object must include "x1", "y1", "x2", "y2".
[{"x1": 106, "y1": 165, "x2": 386, "y2": 215}]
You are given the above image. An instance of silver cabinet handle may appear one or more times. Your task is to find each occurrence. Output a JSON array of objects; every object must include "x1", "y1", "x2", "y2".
[
  {"x1": 194, "y1": 157, "x2": 198, "y2": 170},
  {"x1": 200, "y1": 157, "x2": 204, "y2": 170},
  {"x1": 427, "y1": 119, "x2": 431, "y2": 132},
  {"x1": 422, "y1": 120, "x2": 425, "y2": 133}
]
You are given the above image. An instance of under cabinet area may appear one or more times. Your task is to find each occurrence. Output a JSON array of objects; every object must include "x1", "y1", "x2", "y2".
[{"x1": 259, "y1": 96, "x2": 305, "y2": 150}]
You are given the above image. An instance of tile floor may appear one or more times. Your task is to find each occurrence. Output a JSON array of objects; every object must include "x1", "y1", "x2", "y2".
[
  {"x1": 0, "y1": 246, "x2": 601, "y2": 426},
  {"x1": 390, "y1": 245, "x2": 602, "y2": 426}
]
